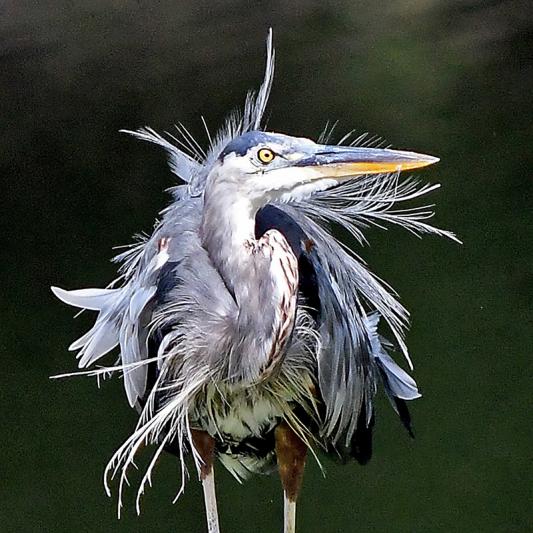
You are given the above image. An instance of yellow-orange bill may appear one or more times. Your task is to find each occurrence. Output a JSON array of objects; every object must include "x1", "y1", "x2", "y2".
[
  {"x1": 321, "y1": 157, "x2": 438, "y2": 177},
  {"x1": 296, "y1": 146, "x2": 439, "y2": 178}
]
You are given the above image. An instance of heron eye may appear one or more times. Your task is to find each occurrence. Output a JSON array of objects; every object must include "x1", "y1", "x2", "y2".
[{"x1": 257, "y1": 148, "x2": 275, "y2": 164}]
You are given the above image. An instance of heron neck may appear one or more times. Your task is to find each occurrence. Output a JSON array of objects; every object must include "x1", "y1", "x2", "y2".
[
  {"x1": 201, "y1": 178, "x2": 297, "y2": 383},
  {"x1": 201, "y1": 181, "x2": 259, "y2": 299}
]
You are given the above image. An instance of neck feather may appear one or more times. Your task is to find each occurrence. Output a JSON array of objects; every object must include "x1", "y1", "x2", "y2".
[{"x1": 201, "y1": 180, "x2": 258, "y2": 299}]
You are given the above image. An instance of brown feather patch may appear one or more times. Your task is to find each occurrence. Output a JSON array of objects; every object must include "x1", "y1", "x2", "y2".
[{"x1": 275, "y1": 421, "x2": 307, "y2": 502}]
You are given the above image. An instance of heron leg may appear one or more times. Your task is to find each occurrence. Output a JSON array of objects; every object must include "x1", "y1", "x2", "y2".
[
  {"x1": 191, "y1": 430, "x2": 220, "y2": 533},
  {"x1": 275, "y1": 421, "x2": 307, "y2": 533}
]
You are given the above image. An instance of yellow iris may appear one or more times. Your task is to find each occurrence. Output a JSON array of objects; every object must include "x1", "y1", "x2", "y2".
[{"x1": 258, "y1": 148, "x2": 275, "y2": 164}]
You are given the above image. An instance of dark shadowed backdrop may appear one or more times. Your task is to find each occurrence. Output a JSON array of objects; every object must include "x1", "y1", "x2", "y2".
[{"x1": 1, "y1": 1, "x2": 531, "y2": 532}]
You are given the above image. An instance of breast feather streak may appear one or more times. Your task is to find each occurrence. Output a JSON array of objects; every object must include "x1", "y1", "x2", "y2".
[{"x1": 254, "y1": 229, "x2": 299, "y2": 377}]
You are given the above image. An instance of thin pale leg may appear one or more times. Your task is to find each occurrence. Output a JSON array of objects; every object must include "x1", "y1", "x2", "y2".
[
  {"x1": 191, "y1": 430, "x2": 220, "y2": 533},
  {"x1": 201, "y1": 469, "x2": 220, "y2": 533},
  {"x1": 283, "y1": 497, "x2": 296, "y2": 533},
  {"x1": 275, "y1": 421, "x2": 307, "y2": 533}
]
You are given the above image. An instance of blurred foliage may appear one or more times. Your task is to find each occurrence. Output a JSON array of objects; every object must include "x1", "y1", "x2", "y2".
[{"x1": 1, "y1": 1, "x2": 531, "y2": 531}]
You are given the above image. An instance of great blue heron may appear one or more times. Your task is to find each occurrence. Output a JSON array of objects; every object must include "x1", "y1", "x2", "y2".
[{"x1": 52, "y1": 32, "x2": 456, "y2": 533}]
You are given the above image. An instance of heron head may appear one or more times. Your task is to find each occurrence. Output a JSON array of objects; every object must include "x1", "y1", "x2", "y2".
[{"x1": 213, "y1": 130, "x2": 439, "y2": 206}]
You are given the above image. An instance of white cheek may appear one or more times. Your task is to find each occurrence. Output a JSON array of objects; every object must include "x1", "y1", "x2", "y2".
[
  {"x1": 221, "y1": 153, "x2": 257, "y2": 177},
  {"x1": 249, "y1": 166, "x2": 327, "y2": 196},
  {"x1": 277, "y1": 178, "x2": 340, "y2": 202}
]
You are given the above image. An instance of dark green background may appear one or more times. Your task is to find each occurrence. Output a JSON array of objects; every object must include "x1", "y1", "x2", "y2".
[{"x1": 2, "y1": 1, "x2": 531, "y2": 532}]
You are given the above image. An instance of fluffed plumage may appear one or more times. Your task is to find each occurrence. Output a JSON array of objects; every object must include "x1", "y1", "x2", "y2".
[{"x1": 52, "y1": 31, "x2": 458, "y2": 516}]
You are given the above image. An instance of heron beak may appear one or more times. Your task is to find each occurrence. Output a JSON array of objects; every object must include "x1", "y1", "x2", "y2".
[{"x1": 294, "y1": 145, "x2": 439, "y2": 178}]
